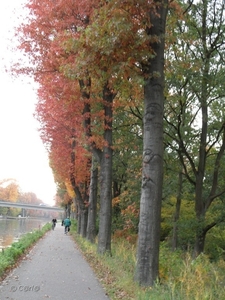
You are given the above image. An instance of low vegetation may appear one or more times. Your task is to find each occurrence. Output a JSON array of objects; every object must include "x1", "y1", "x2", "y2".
[
  {"x1": 70, "y1": 221, "x2": 225, "y2": 300},
  {"x1": 0, "y1": 222, "x2": 51, "y2": 278}
]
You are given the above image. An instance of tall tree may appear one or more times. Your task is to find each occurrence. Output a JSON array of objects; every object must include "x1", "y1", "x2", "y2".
[
  {"x1": 164, "y1": 0, "x2": 225, "y2": 255},
  {"x1": 135, "y1": 0, "x2": 168, "y2": 286},
  {"x1": 65, "y1": 1, "x2": 145, "y2": 253},
  {"x1": 14, "y1": 0, "x2": 96, "y2": 235}
]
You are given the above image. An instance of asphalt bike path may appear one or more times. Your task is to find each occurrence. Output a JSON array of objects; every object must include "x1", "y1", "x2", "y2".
[{"x1": 0, "y1": 224, "x2": 110, "y2": 300}]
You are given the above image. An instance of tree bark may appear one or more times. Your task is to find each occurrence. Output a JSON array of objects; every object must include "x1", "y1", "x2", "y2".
[
  {"x1": 70, "y1": 131, "x2": 89, "y2": 237},
  {"x1": 172, "y1": 169, "x2": 183, "y2": 251},
  {"x1": 97, "y1": 84, "x2": 114, "y2": 254},
  {"x1": 135, "y1": 0, "x2": 168, "y2": 286},
  {"x1": 79, "y1": 79, "x2": 114, "y2": 253},
  {"x1": 87, "y1": 156, "x2": 98, "y2": 243},
  {"x1": 194, "y1": 221, "x2": 217, "y2": 256},
  {"x1": 79, "y1": 203, "x2": 88, "y2": 238}
]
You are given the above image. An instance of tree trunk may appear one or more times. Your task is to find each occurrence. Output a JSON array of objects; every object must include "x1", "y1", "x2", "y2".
[
  {"x1": 97, "y1": 85, "x2": 113, "y2": 254},
  {"x1": 87, "y1": 156, "x2": 98, "y2": 243},
  {"x1": 77, "y1": 204, "x2": 81, "y2": 234},
  {"x1": 80, "y1": 204, "x2": 88, "y2": 238},
  {"x1": 73, "y1": 188, "x2": 89, "y2": 237},
  {"x1": 193, "y1": 221, "x2": 217, "y2": 257},
  {"x1": 193, "y1": 0, "x2": 208, "y2": 256},
  {"x1": 172, "y1": 169, "x2": 183, "y2": 251},
  {"x1": 79, "y1": 79, "x2": 114, "y2": 253},
  {"x1": 194, "y1": 230, "x2": 206, "y2": 256},
  {"x1": 65, "y1": 203, "x2": 71, "y2": 218},
  {"x1": 135, "y1": 0, "x2": 168, "y2": 286},
  {"x1": 72, "y1": 197, "x2": 79, "y2": 221}
]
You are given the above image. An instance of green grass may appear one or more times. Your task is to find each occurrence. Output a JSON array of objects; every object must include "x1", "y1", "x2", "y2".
[
  {"x1": 70, "y1": 222, "x2": 225, "y2": 300},
  {"x1": 0, "y1": 222, "x2": 51, "y2": 278}
]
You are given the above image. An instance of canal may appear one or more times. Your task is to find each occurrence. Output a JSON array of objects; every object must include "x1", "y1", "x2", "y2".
[{"x1": 0, "y1": 218, "x2": 50, "y2": 251}]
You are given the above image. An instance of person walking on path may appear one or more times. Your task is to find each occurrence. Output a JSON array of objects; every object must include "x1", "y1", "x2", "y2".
[
  {"x1": 52, "y1": 218, "x2": 57, "y2": 230},
  {"x1": 63, "y1": 217, "x2": 71, "y2": 234},
  {"x1": 0, "y1": 224, "x2": 109, "y2": 300}
]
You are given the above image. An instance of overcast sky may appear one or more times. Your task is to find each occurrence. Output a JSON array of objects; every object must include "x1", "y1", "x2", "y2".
[{"x1": 0, "y1": 0, "x2": 57, "y2": 205}]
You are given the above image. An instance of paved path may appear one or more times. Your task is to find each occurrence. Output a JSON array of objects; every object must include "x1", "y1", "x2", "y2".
[{"x1": 0, "y1": 224, "x2": 110, "y2": 300}]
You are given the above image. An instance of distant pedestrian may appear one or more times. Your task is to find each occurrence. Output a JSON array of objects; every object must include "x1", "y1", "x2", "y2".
[
  {"x1": 63, "y1": 217, "x2": 71, "y2": 234},
  {"x1": 52, "y1": 218, "x2": 57, "y2": 230}
]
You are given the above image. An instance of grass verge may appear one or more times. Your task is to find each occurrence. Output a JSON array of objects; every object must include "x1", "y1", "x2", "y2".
[
  {"x1": 0, "y1": 222, "x2": 51, "y2": 280},
  {"x1": 70, "y1": 222, "x2": 225, "y2": 300}
]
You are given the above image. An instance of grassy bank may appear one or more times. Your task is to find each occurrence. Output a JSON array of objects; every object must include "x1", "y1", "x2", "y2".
[
  {"x1": 0, "y1": 222, "x2": 51, "y2": 279},
  {"x1": 70, "y1": 222, "x2": 225, "y2": 299}
]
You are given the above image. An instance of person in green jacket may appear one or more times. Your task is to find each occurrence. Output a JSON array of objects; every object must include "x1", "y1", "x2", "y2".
[{"x1": 63, "y1": 217, "x2": 71, "y2": 234}]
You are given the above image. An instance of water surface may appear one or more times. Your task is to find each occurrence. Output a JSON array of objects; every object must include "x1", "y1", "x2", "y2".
[{"x1": 0, "y1": 218, "x2": 48, "y2": 250}]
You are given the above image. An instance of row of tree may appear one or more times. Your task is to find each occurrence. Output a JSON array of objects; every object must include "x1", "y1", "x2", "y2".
[{"x1": 12, "y1": 0, "x2": 225, "y2": 287}]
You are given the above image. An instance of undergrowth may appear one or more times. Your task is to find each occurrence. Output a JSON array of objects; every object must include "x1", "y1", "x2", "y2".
[{"x1": 70, "y1": 222, "x2": 225, "y2": 300}]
